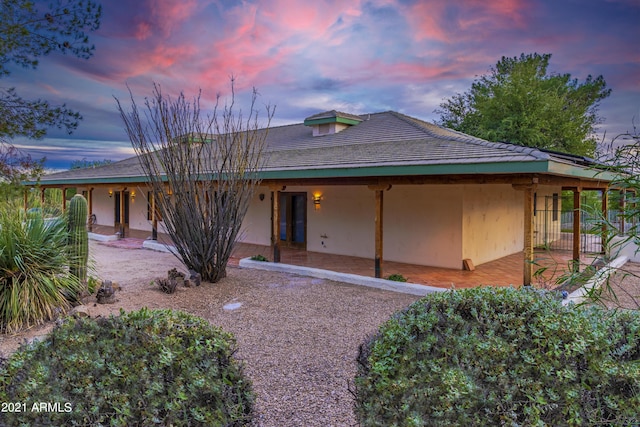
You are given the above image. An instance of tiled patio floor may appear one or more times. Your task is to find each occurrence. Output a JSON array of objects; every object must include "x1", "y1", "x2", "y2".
[{"x1": 91, "y1": 225, "x2": 597, "y2": 290}]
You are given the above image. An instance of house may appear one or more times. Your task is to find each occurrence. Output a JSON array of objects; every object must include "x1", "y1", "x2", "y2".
[{"x1": 26, "y1": 110, "x2": 615, "y2": 285}]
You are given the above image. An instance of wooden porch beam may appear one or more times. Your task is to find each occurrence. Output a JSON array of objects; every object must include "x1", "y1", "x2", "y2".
[{"x1": 260, "y1": 174, "x2": 609, "y2": 189}]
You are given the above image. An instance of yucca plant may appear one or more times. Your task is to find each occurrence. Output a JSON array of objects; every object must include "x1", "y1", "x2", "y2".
[{"x1": 0, "y1": 204, "x2": 83, "y2": 333}]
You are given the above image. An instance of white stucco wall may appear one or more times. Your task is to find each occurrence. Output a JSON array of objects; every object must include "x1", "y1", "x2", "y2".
[{"x1": 462, "y1": 184, "x2": 523, "y2": 266}]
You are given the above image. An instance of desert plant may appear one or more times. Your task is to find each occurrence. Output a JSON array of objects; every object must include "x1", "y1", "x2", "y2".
[
  {"x1": 156, "y1": 277, "x2": 178, "y2": 294},
  {"x1": 0, "y1": 308, "x2": 253, "y2": 426},
  {"x1": 116, "y1": 80, "x2": 274, "y2": 283},
  {"x1": 67, "y1": 193, "x2": 89, "y2": 285},
  {"x1": 0, "y1": 204, "x2": 83, "y2": 333},
  {"x1": 354, "y1": 286, "x2": 640, "y2": 426}
]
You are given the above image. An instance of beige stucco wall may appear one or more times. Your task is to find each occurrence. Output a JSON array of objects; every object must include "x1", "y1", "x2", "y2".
[
  {"x1": 461, "y1": 184, "x2": 523, "y2": 266},
  {"x1": 79, "y1": 181, "x2": 564, "y2": 270},
  {"x1": 239, "y1": 188, "x2": 272, "y2": 245},
  {"x1": 241, "y1": 184, "x2": 465, "y2": 269},
  {"x1": 384, "y1": 185, "x2": 463, "y2": 269},
  {"x1": 86, "y1": 187, "x2": 115, "y2": 229}
]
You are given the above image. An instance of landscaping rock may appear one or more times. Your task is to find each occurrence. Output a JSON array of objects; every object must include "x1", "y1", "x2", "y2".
[
  {"x1": 96, "y1": 280, "x2": 116, "y2": 304},
  {"x1": 70, "y1": 305, "x2": 91, "y2": 318}
]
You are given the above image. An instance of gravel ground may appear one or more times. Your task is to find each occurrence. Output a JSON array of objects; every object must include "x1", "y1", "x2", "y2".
[
  {"x1": 2, "y1": 242, "x2": 639, "y2": 425},
  {"x1": 0, "y1": 241, "x2": 420, "y2": 426}
]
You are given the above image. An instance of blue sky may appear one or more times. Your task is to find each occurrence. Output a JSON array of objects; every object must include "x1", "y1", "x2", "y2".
[{"x1": 7, "y1": 0, "x2": 640, "y2": 171}]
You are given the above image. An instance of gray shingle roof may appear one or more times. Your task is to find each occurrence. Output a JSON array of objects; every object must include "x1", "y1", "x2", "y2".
[{"x1": 36, "y1": 110, "x2": 595, "y2": 184}]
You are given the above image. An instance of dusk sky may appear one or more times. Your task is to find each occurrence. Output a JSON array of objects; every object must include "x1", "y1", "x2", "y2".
[{"x1": 8, "y1": 0, "x2": 640, "y2": 171}]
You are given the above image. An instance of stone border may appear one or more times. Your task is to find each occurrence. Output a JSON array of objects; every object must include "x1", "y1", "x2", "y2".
[
  {"x1": 238, "y1": 258, "x2": 446, "y2": 296},
  {"x1": 88, "y1": 232, "x2": 118, "y2": 242},
  {"x1": 562, "y1": 255, "x2": 629, "y2": 306},
  {"x1": 142, "y1": 240, "x2": 180, "y2": 255}
]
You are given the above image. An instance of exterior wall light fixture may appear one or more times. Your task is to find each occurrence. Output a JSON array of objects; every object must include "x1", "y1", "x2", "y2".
[
  {"x1": 108, "y1": 190, "x2": 113, "y2": 198},
  {"x1": 313, "y1": 193, "x2": 322, "y2": 210}
]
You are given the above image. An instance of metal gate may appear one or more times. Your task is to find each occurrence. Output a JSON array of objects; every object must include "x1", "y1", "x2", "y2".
[{"x1": 534, "y1": 195, "x2": 603, "y2": 254}]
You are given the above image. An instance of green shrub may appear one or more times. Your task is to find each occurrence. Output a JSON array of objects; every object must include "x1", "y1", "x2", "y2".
[
  {"x1": 250, "y1": 254, "x2": 268, "y2": 262},
  {"x1": 355, "y1": 287, "x2": 640, "y2": 426},
  {"x1": 0, "y1": 308, "x2": 253, "y2": 426},
  {"x1": 386, "y1": 273, "x2": 407, "y2": 282},
  {"x1": 0, "y1": 206, "x2": 83, "y2": 333}
]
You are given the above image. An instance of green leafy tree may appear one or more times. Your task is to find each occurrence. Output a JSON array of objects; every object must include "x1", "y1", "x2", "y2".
[
  {"x1": 0, "y1": 0, "x2": 101, "y2": 183},
  {"x1": 69, "y1": 157, "x2": 112, "y2": 169},
  {"x1": 436, "y1": 53, "x2": 611, "y2": 157}
]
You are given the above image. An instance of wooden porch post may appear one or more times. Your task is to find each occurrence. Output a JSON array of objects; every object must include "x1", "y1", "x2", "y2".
[
  {"x1": 270, "y1": 186, "x2": 285, "y2": 263},
  {"x1": 119, "y1": 189, "x2": 126, "y2": 238},
  {"x1": 368, "y1": 184, "x2": 391, "y2": 278},
  {"x1": 572, "y1": 188, "x2": 582, "y2": 272},
  {"x1": 601, "y1": 189, "x2": 608, "y2": 255},
  {"x1": 40, "y1": 187, "x2": 45, "y2": 206},
  {"x1": 88, "y1": 187, "x2": 94, "y2": 232},
  {"x1": 151, "y1": 192, "x2": 158, "y2": 241},
  {"x1": 23, "y1": 188, "x2": 28, "y2": 212},
  {"x1": 619, "y1": 189, "x2": 626, "y2": 235},
  {"x1": 513, "y1": 179, "x2": 537, "y2": 286},
  {"x1": 61, "y1": 187, "x2": 67, "y2": 211},
  {"x1": 523, "y1": 185, "x2": 535, "y2": 286}
]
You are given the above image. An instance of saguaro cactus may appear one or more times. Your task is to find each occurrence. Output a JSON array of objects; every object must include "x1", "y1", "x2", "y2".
[{"x1": 68, "y1": 194, "x2": 89, "y2": 285}]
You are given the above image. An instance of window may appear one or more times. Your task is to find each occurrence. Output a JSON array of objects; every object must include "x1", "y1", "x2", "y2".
[{"x1": 552, "y1": 193, "x2": 559, "y2": 221}]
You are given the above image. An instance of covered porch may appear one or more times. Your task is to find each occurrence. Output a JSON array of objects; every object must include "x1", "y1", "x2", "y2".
[{"x1": 90, "y1": 225, "x2": 594, "y2": 289}]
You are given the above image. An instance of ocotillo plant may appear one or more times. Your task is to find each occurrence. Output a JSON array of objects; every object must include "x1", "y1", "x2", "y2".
[{"x1": 68, "y1": 194, "x2": 89, "y2": 286}]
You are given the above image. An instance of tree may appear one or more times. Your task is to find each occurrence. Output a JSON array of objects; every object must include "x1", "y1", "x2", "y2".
[
  {"x1": 116, "y1": 82, "x2": 274, "y2": 283},
  {"x1": 0, "y1": 0, "x2": 101, "y2": 180},
  {"x1": 436, "y1": 53, "x2": 611, "y2": 157},
  {"x1": 70, "y1": 157, "x2": 112, "y2": 169}
]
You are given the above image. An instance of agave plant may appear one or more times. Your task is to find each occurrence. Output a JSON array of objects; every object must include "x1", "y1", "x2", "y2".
[{"x1": 0, "y1": 204, "x2": 83, "y2": 333}]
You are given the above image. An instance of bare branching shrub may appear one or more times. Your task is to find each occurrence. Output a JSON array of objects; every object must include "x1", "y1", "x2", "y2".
[{"x1": 116, "y1": 81, "x2": 274, "y2": 282}]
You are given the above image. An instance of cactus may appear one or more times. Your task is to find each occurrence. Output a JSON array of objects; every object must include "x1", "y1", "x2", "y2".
[{"x1": 68, "y1": 194, "x2": 89, "y2": 286}]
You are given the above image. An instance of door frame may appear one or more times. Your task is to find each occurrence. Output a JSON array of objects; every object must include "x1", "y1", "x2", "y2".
[{"x1": 278, "y1": 192, "x2": 307, "y2": 250}]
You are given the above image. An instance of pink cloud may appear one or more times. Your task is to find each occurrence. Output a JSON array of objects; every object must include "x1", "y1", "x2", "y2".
[{"x1": 404, "y1": 0, "x2": 530, "y2": 43}]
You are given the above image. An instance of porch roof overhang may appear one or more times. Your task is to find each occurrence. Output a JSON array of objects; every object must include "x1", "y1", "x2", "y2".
[{"x1": 29, "y1": 158, "x2": 616, "y2": 190}]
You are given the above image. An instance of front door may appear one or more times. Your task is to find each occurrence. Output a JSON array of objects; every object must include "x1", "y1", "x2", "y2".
[
  {"x1": 114, "y1": 191, "x2": 130, "y2": 236},
  {"x1": 279, "y1": 192, "x2": 307, "y2": 249}
]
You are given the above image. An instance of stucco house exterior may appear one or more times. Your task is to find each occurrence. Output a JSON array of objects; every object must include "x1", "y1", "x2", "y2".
[{"x1": 27, "y1": 110, "x2": 614, "y2": 285}]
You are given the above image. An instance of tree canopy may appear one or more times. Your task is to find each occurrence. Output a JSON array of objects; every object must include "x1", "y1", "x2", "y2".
[
  {"x1": 0, "y1": 0, "x2": 100, "y2": 186},
  {"x1": 436, "y1": 53, "x2": 611, "y2": 157}
]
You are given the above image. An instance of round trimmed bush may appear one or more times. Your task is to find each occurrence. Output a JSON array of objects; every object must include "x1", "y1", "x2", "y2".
[
  {"x1": 0, "y1": 308, "x2": 253, "y2": 426},
  {"x1": 355, "y1": 287, "x2": 640, "y2": 426}
]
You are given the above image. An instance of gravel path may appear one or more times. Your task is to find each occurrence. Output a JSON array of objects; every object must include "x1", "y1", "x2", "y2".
[{"x1": 1, "y1": 242, "x2": 420, "y2": 426}]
